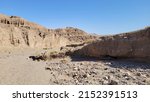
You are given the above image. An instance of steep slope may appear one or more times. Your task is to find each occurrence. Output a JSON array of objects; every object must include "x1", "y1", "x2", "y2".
[
  {"x1": 0, "y1": 14, "x2": 97, "y2": 49},
  {"x1": 54, "y1": 27, "x2": 98, "y2": 43},
  {"x1": 75, "y1": 27, "x2": 150, "y2": 61},
  {"x1": 0, "y1": 14, "x2": 69, "y2": 49}
]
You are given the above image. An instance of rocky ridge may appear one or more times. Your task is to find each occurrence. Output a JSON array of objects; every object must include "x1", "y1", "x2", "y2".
[
  {"x1": 74, "y1": 27, "x2": 150, "y2": 62},
  {"x1": 0, "y1": 14, "x2": 97, "y2": 49}
]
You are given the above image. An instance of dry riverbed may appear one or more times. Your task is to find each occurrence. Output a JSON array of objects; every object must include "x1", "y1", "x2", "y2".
[{"x1": 0, "y1": 49, "x2": 150, "y2": 85}]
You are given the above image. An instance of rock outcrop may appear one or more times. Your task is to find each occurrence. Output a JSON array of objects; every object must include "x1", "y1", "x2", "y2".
[
  {"x1": 54, "y1": 27, "x2": 98, "y2": 43},
  {"x1": 0, "y1": 14, "x2": 68, "y2": 49},
  {"x1": 75, "y1": 27, "x2": 150, "y2": 61},
  {"x1": 0, "y1": 14, "x2": 97, "y2": 49},
  {"x1": 0, "y1": 14, "x2": 48, "y2": 31}
]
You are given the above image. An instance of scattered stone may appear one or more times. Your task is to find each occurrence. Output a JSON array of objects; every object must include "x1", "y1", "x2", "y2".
[
  {"x1": 125, "y1": 77, "x2": 130, "y2": 80},
  {"x1": 136, "y1": 73, "x2": 141, "y2": 76},
  {"x1": 1, "y1": 14, "x2": 150, "y2": 85},
  {"x1": 104, "y1": 68, "x2": 108, "y2": 70},
  {"x1": 82, "y1": 74, "x2": 87, "y2": 78},
  {"x1": 122, "y1": 73, "x2": 129, "y2": 77},
  {"x1": 105, "y1": 62, "x2": 112, "y2": 65},
  {"x1": 142, "y1": 80, "x2": 146, "y2": 83},
  {"x1": 60, "y1": 59, "x2": 67, "y2": 63},
  {"x1": 45, "y1": 67, "x2": 51, "y2": 71},
  {"x1": 103, "y1": 76, "x2": 110, "y2": 80},
  {"x1": 109, "y1": 70, "x2": 115, "y2": 74},
  {"x1": 72, "y1": 73, "x2": 78, "y2": 78},
  {"x1": 108, "y1": 80, "x2": 118, "y2": 85},
  {"x1": 146, "y1": 74, "x2": 150, "y2": 77},
  {"x1": 29, "y1": 55, "x2": 46, "y2": 61},
  {"x1": 89, "y1": 71, "x2": 97, "y2": 75}
]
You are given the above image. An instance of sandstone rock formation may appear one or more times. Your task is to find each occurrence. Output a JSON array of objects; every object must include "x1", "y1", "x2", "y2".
[
  {"x1": 53, "y1": 27, "x2": 98, "y2": 43},
  {"x1": 75, "y1": 27, "x2": 150, "y2": 61},
  {"x1": 0, "y1": 14, "x2": 97, "y2": 49},
  {"x1": 1, "y1": 13, "x2": 149, "y2": 62},
  {"x1": 0, "y1": 14, "x2": 67, "y2": 49}
]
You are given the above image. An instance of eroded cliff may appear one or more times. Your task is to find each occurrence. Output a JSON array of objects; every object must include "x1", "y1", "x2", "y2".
[
  {"x1": 75, "y1": 27, "x2": 150, "y2": 61},
  {"x1": 0, "y1": 14, "x2": 96, "y2": 49}
]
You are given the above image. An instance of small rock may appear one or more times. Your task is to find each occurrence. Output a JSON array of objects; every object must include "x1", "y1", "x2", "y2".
[
  {"x1": 45, "y1": 67, "x2": 51, "y2": 71},
  {"x1": 105, "y1": 62, "x2": 112, "y2": 65},
  {"x1": 85, "y1": 80, "x2": 89, "y2": 83},
  {"x1": 82, "y1": 74, "x2": 87, "y2": 78},
  {"x1": 116, "y1": 74, "x2": 121, "y2": 78},
  {"x1": 104, "y1": 68, "x2": 108, "y2": 70},
  {"x1": 117, "y1": 69, "x2": 120, "y2": 72},
  {"x1": 72, "y1": 73, "x2": 78, "y2": 78},
  {"x1": 136, "y1": 73, "x2": 141, "y2": 76},
  {"x1": 80, "y1": 62, "x2": 84, "y2": 65},
  {"x1": 77, "y1": 68, "x2": 80, "y2": 71},
  {"x1": 110, "y1": 70, "x2": 115, "y2": 74},
  {"x1": 73, "y1": 67, "x2": 78, "y2": 70},
  {"x1": 125, "y1": 76, "x2": 130, "y2": 80},
  {"x1": 108, "y1": 80, "x2": 118, "y2": 85},
  {"x1": 123, "y1": 73, "x2": 129, "y2": 77},
  {"x1": 102, "y1": 80, "x2": 109, "y2": 85},
  {"x1": 146, "y1": 74, "x2": 150, "y2": 77},
  {"x1": 66, "y1": 73, "x2": 70, "y2": 76},
  {"x1": 142, "y1": 80, "x2": 146, "y2": 83},
  {"x1": 90, "y1": 71, "x2": 97, "y2": 75},
  {"x1": 103, "y1": 76, "x2": 110, "y2": 80}
]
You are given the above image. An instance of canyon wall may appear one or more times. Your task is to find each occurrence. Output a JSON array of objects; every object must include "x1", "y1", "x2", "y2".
[
  {"x1": 0, "y1": 14, "x2": 97, "y2": 49},
  {"x1": 75, "y1": 27, "x2": 150, "y2": 60}
]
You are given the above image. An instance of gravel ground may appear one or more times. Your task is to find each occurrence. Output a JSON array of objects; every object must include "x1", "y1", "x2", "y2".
[
  {"x1": 45, "y1": 58, "x2": 150, "y2": 85},
  {"x1": 0, "y1": 49, "x2": 150, "y2": 85}
]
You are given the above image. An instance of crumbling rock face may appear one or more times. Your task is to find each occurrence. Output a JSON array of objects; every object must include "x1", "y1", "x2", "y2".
[
  {"x1": 0, "y1": 23, "x2": 68, "y2": 49},
  {"x1": 0, "y1": 14, "x2": 59, "y2": 48},
  {"x1": 54, "y1": 27, "x2": 98, "y2": 43},
  {"x1": 75, "y1": 27, "x2": 150, "y2": 61},
  {"x1": 0, "y1": 14, "x2": 48, "y2": 31},
  {"x1": 0, "y1": 14, "x2": 97, "y2": 49}
]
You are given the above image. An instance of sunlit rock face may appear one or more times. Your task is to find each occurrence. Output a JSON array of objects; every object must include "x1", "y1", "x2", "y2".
[
  {"x1": 76, "y1": 27, "x2": 150, "y2": 61},
  {"x1": 0, "y1": 14, "x2": 97, "y2": 49}
]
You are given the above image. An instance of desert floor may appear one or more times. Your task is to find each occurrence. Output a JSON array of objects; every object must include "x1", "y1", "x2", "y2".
[{"x1": 0, "y1": 48, "x2": 150, "y2": 85}]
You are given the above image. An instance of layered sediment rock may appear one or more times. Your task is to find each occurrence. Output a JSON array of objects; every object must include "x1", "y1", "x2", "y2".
[
  {"x1": 0, "y1": 14, "x2": 67, "y2": 49},
  {"x1": 0, "y1": 14, "x2": 96, "y2": 49},
  {"x1": 54, "y1": 27, "x2": 97, "y2": 43},
  {"x1": 75, "y1": 27, "x2": 150, "y2": 60}
]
